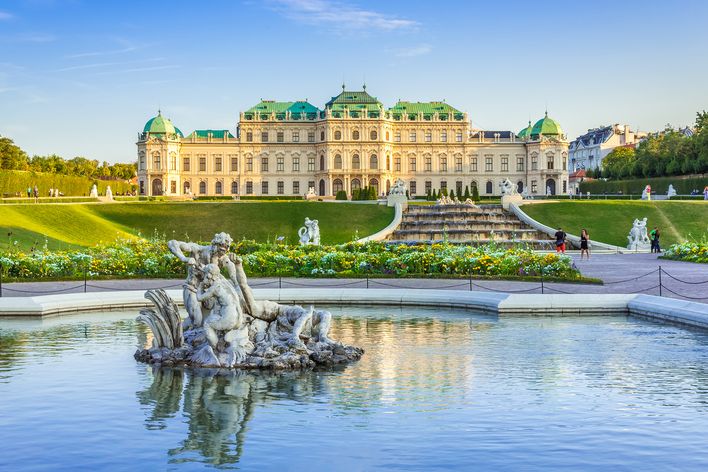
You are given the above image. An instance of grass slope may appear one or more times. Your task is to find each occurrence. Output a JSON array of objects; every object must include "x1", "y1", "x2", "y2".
[
  {"x1": 1, "y1": 202, "x2": 394, "y2": 250},
  {"x1": 522, "y1": 201, "x2": 708, "y2": 247}
]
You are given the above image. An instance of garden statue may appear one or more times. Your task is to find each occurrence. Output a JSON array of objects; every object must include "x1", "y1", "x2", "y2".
[
  {"x1": 642, "y1": 185, "x2": 651, "y2": 200},
  {"x1": 90, "y1": 184, "x2": 98, "y2": 198},
  {"x1": 521, "y1": 187, "x2": 531, "y2": 199},
  {"x1": 546, "y1": 185, "x2": 551, "y2": 196},
  {"x1": 627, "y1": 217, "x2": 651, "y2": 251},
  {"x1": 389, "y1": 178, "x2": 407, "y2": 196},
  {"x1": 387, "y1": 178, "x2": 409, "y2": 209},
  {"x1": 298, "y1": 217, "x2": 320, "y2": 246},
  {"x1": 305, "y1": 186, "x2": 317, "y2": 200},
  {"x1": 105, "y1": 185, "x2": 113, "y2": 200},
  {"x1": 667, "y1": 184, "x2": 677, "y2": 198},
  {"x1": 499, "y1": 178, "x2": 517, "y2": 195},
  {"x1": 136, "y1": 232, "x2": 363, "y2": 369}
]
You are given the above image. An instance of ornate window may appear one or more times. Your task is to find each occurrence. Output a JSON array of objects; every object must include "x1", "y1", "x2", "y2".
[
  {"x1": 441, "y1": 131, "x2": 447, "y2": 142},
  {"x1": 199, "y1": 181, "x2": 206, "y2": 194},
  {"x1": 152, "y1": 151, "x2": 161, "y2": 171},
  {"x1": 456, "y1": 181, "x2": 463, "y2": 195},
  {"x1": 277, "y1": 181, "x2": 284, "y2": 194},
  {"x1": 261, "y1": 131, "x2": 268, "y2": 142},
  {"x1": 516, "y1": 156, "x2": 524, "y2": 172},
  {"x1": 531, "y1": 180, "x2": 537, "y2": 193},
  {"x1": 455, "y1": 156, "x2": 463, "y2": 172},
  {"x1": 425, "y1": 155, "x2": 432, "y2": 172},
  {"x1": 262, "y1": 181, "x2": 269, "y2": 194},
  {"x1": 320, "y1": 155, "x2": 325, "y2": 171},
  {"x1": 531, "y1": 153, "x2": 538, "y2": 171},
  {"x1": 183, "y1": 181, "x2": 191, "y2": 194},
  {"x1": 425, "y1": 130, "x2": 432, "y2": 142},
  {"x1": 485, "y1": 156, "x2": 493, "y2": 172},
  {"x1": 334, "y1": 154, "x2": 342, "y2": 169},
  {"x1": 246, "y1": 157, "x2": 253, "y2": 172},
  {"x1": 246, "y1": 181, "x2": 253, "y2": 194},
  {"x1": 215, "y1": 181, "x2": 223, "y2": 194},
  {"x1": 471, "y1": 156, "x2": 478, "y2": 172},
  {"x1": 425, "y1": 180, "x2": 432, "y2": 194},
  {"x1": 261, "y1": 157, "x2": 269, "y2": 172},
  {"x1": 333, "y1": 179, "x2": 344, "y2": 193},
  {"x1": 320, "y1": 131, "x2": 324, "y2": 141},
  {"x1": 215, "y1": 156, "x2": 222, "y2": 172},
  {"x1": 308, "y1": 156, "x2": 315, "y2": 172},
  {"x1": 230, "y1": 156, "x2": 238, "y2": 172},
  {"x1": 486, "y1": 180, "x2": 493, "y2": 194},
  {"x1": 170, "y1": 152, "x2": 177, "y2": 170},
  {"x1": 292, "y1": 157, "x2": 300, "y2": 172},
  {"x1": 277, "y1": 131, "x2": 284, "y2": 143},
  {"x1": 199, "y1": 156, "x2": 206, "y2": 172},
  {"x1": 182, "y1": 157, "x2": 190, "y2": 172},
  {"x1": 352, "y1": 130, "x2": 360, "y2": 140},
  {"x1": 440, "y1": 156, "x2": 448, "y2": 172},
  {"x1": 409, "y1": 181, "x2": 416, "y2": 195},
  {"x1": 456, "y1": 131, "x2": 463, "y2": 142},
  {"x1": 246, "y1": 131, "x2": 253, "y2": 142},
  {"x1": 385, "y1": 131, "x2": 390, "y2": 140},
  {"x1": 409, "y1": 131, "x2": 416, "y2": 142},
  {"x1": 440, "y1": 181, "x2": 447, "y2": 192},
  {"x1": 138, "y1": 153, "x2": 145, "y2": 171},
  {"x1": 370, "y1": 154, "x2": 378, "y2": 169},
  {"x1": 409, "y1": 156, "x2": 416, "y2": 172},
  {"x1": 394, "y1": 131, "x2": 401, "y2": 142},
  {"x1": 370, "y1": 130, "x2": 377, "y2": 140},
  {"x1": 351, "y1": 179, "x2": 361, "y2": 191},
  {"x1": 334, "y1": 130, "x2": 342, "y2": 140},
  {"x1": 293, "y1": 181, "x2": 300, "y2": 194},
  {"x1": 547, "y1": 154, "x2": 554, "y2": 170},
  {"x1": 394, "y1": 157, "x2": 401, "y2": 172},
  {"x1": 170, "y1": 181, "x2": 176, "y2": 194},
  {"x1": 308, "y1": 131, "x2": 315, "y2": 142},
  {"x1": 277, "y1": 157, "x2": 284, "y2": 172},
  {"x1": 292, "y1": 131, "x2": 299, "y2": 142},
  {"x1": 231, "y1": 181, "x2": 238, "y2": 194},
  {"x1": 501, "y1": 156, "x2": 509, "y2": 172},
  {"x1": 352, "y1": 154, "x2": 360, "y2": 170}
]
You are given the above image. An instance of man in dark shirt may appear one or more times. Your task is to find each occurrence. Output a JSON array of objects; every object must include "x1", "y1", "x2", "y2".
[{"x1": 554, "y1": 227, "x2": 566, "y2": 254}]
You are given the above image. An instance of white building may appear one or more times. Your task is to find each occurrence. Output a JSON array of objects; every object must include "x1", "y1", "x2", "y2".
[{"x1": 569, "y1": 124, "x2": 647, "y2": 171}]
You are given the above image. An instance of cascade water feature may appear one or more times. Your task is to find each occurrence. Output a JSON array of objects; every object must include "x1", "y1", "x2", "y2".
[{"x1": 388, "y1": 203, "x2": 556, "y2": 249}]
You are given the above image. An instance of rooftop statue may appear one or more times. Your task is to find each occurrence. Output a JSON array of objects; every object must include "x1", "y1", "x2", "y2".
[{"x1": 136, "y1": 233, "x2": 362, "y2": 369}]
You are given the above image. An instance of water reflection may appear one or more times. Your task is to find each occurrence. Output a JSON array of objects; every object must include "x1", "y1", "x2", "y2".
[{"x1": 137, "y1": 366, "x2": 336, "y2": 467}]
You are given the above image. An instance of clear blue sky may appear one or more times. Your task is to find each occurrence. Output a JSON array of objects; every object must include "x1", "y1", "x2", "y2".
[{"x1": 1, "y1": 0, "x2": 707, "y2": 163}]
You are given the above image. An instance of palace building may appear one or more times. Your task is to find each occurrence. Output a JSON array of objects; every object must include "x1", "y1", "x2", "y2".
[{"x1": 136, "y1": 86, "x2": 569, "y2": 198}]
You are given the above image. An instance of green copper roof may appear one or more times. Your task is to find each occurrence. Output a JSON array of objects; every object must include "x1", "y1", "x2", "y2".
[
  {"x1": 325, "y1": 88, "x2": 383, "y2": 115},
  {"x1": 186, "y1": 129, "x2": 235, "y2": 139},
  {"x1": 530, "y1": 112, "x2": 563, "y2": 138},
  {"x1": 517, "y1": 121, "x2": 533, "y2": 138},
  {"x1": 244, "y1": 100, "x2": 320, "y2": 120},
  {"x1": 143, "y1": 111, "x2": 182, "y2": 137},
  {"x1": 389, "y1": 101, "x2": 464, "y2": 120}
]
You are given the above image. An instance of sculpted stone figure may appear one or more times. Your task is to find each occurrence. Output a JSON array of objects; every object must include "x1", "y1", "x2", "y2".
[
  {"x1": 627, "y1": 217, "x2": 651, "y2": 250},
  {"x1": 89, "y1": 184, "x2": 98, "y2": 198},
  {"x1": 298, "y1": 217, "x2": 320, "y2": 246},
  {"x1": 105, "y1": 185, "x2": 113, "y2": 200},
  {"x1": 389, "y1": 178, "x2": 407, "y2": 196},
  {"x1": 136, "y1": 232, "x2": 362, "y2": 370},
  {"x1": 667, "y1": 184, "x2": 677, "y2": 198},
  {"x1": 499, "y1": 178, "x2": 517, "y2": 196}
]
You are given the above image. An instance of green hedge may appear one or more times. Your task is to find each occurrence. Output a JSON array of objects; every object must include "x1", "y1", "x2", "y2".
[
  {"x1": 0, "y1": 169, "x2": 134, "y2": 196},
  {"x1": 194, "y1": 196, "x2": 234, "y2": 201},
  {"x1": 0, "y1": 197, "x2": 98, "y2": 204},
  {"x1": 669, "y1": 195, "x2": 706, "y2": 200},
  {"x1": 579, "y1": 175, "x2": 707, "y2": 195},
  {"x1": 238, "y1": 196, "x2": 303, "y2": 201}
]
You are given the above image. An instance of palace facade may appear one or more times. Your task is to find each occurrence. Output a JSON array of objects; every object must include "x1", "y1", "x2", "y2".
[{"x1": 136, "y1": 86, "x2": 569, "y2": 198}]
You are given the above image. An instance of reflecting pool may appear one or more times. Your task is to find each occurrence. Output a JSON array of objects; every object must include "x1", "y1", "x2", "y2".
[{"x1": 2, "y1": 307, "x2": 708, "y2": 470}]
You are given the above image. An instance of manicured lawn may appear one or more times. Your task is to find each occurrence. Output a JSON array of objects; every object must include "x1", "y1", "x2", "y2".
[
  {"x1": 522, "y1": 200, "x2": 708, "y2": 247},
  {"x1": 0, "y1": 201, "x2": 394, "y2": 250}
]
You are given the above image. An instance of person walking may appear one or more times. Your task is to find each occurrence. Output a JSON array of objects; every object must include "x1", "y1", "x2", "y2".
[
  {"x1": 33, "y1": 184, "x2": 39, "y2": 203},
  {"x1": 650, "y1": 227, "x2": 661, "y2": 253},
  {"x1": 26, "y1": 186, "x2": 31, "y2": 198},
  {"x1": 580, "y1": 228, "x2": 590, "y2": 260},
  {"x1": 554, "y1": 227, "x2": 567, "y2": 254}
]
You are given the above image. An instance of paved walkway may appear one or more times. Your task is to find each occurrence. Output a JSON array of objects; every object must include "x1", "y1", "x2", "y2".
[{"x1": 1, "y1": 253, "x2": 707, "y2": 302}]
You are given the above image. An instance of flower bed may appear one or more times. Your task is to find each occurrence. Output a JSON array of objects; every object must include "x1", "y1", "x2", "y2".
[
  {"x1": 0, "y1": 239, "x2": 581, "y2": 280},
  {"x1": 661, "y1": 239, "x2": 708, "y2": 264}
]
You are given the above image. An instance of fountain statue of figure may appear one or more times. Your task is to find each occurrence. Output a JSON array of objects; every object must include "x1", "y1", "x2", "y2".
[
  {"x1": 627, "y1": 217, "x2": 651, "y2": 251},
  {"x1": 667, "y1": 184, "x2": 677, "y2": 198},
  {"x1": 305, "y1": 186, "x2": 317, "y2": 200},
  {"x1": 546, "y1": 185, "x2": 552, "y2": 196},
  {"x1": 389, "y1": 178, "x2": 407, "y2": 196},
  {"x1": 298, "y1": 217, "x2": 320, "y2": 246},
  {"x1": 387, "y1": 178, "x2": 409, "y2": 209},
  {"x1": 105, "y1": 185, "x2": 113, "y2": 200},
  {"x1": 89, "y1": 184, "x2": 98, "y2": 198},
  {"x1": 499, "y1": 178, "x2": 517, "y2": 196},
  {"x1": 136, "y1": 232, "x2": 362, "y2": 369},
  {"x1": 641, "y1": 185, "x2": 651, "y2": 200}
]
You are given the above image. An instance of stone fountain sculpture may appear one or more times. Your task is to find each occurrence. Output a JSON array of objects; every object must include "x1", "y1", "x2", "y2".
[
  {"x1": 641, "y1": 185, "x2": 651, "y2": 200},
  {"x1": 627, "y1": 217, "x2": 651, "y2": 251},
  {"x1": 499, "y1": 178, "x2": 517, "y2": 196},
  {"x1": 89, "y1": 184, "x2": 98, "y2": 198},
  {"x1": 298, "y1": 217, "x2": 320, "y2": 246},
  {"x1": 667, "y1": 184, "x2": 677, "y2": 198},
  {"x1": 305, "y1": 186, "x2": 317, "y2": 200},
  {"x1": 135, "y1": 232, "x2": 362, "y2": 369},
  {"x1": 105, "y1": 185, "x2": 113, "y2": 200}
]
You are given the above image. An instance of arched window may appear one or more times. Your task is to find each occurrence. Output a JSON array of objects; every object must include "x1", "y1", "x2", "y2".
[
  {"x1": 231, "y1": 181, "x2": 238, "y2": 194},
  {"x1": 369, "y1": 178, "x2": 379, "y2": 195},
  {"x1": 334, "y1": 154, "x2": 342, "y2": 169},
  {"x1": 139, "y1": 152, "x2": 145, "y2": 171},
  {"x1": 370, "y1": 154, "x2": 378, "y2": 169},
  {"x1": 352, "y1": 154, "x2": 360, "y2": 169},
  {"x1": 183, "y1": 181, "x2": 191, "y2": 194},
  {"x1": 215, "y1": 181, "x2": 223, "y2": 194},
  {"x1": 370, "y1": 130, "x2": 377, "y2": 140},
  {"x1": 351, "y1": 179, "x2": 361, "y2": 192},
  {"x1": 320, "y1": 155, "x2": 325, "y2": 171},
  {"x1": 352, "y1": 130, "x2": 360, "y2": 140},
  {"x1": 333, "y1": 179, "x2": 344, "y2": 193},
  {"x1": 334, "y1": 130, "x2": 342, "y2": 140},
  {"x1": 152, "y1": 151, "x2": 161, "y2": 170},
  {"x1": 516, "y1": 181, "x2": 524, "y2": 194},
  {"x1": 471, "y1": 181, "x2": 478, "y2": 192},
  {"x1": 485, "y1": 181, "x2": 493, "y2": 194},
  {"x1": 170, "y1": 152, "x2": 177, "y2": 170},
  {"x1": 199, "y1": 181, "x2": 207, "y2": 194},
  {"x1": 385, "y1": 131, "x2": 390, "y2": 140}
]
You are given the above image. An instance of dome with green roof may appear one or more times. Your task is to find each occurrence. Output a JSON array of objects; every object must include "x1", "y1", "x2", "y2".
[
  {"x1": 517, "y1": 120, "x2": 533, "y2": 139},
  {"x1": 142, "y1": 111, "x2": 183, "y2": 137},
  {"x1": 530, "y1": 112, "x2": 563, "y2": 139}
]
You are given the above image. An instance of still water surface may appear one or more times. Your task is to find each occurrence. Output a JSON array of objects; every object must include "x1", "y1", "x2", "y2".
[{"x1": 2, "y1": 307, "x2": 708, "y2": 471}]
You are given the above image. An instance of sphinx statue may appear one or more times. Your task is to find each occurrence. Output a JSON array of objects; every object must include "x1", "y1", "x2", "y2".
[{"x1": 136, "y1": 232, "x2": 362, "y2": 370}]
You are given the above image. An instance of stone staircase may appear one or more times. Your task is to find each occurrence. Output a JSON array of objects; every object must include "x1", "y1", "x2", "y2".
[{"x1": 387, "y1": 204, "x2": 557, "y2": 249}]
